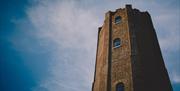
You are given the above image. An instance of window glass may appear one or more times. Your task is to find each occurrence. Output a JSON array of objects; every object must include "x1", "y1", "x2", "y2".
[
  {"x1": 115, "y1": 16, "x2": 122, "y2": 24},
  {"x1": 116, "y1": 83, "x2": 124, "y2": 91},
  {"x1": 113, "y1": 38, "x2": 121, "y2": 48}
]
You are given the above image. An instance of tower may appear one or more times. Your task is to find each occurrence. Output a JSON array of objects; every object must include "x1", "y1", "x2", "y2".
[{"x1": 92, "y1": 5, "x2": 172, "y2": 91}]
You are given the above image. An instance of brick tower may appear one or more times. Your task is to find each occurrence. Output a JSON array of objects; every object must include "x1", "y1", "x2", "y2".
[{"x1": 92, "y1": 5, "x2": 172, "y2": 91}]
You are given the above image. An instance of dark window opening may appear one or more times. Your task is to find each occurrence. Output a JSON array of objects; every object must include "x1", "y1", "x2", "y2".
[
  {"x1": 116, "y1": 83, "x2": 124, "y2": 91},
  {"x1": 115, "y1": 16, "x2": 122, "y2": 24},
  {"x1": 113, "y1": 38, "x2": 121, "y2": 48}
]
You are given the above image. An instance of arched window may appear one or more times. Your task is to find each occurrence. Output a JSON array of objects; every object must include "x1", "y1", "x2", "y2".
[
  {"x1": 116, "y1": 83, "x2": 124, "y2": 91},
  {"x1": 113, "y1": 38, "x2": 121, "y2": 48},
  {"x1": 115, "y1": 16, "x2": 122, "y2": 24}
]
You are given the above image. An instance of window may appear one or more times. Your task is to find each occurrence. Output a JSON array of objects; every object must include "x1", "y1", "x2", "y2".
[
  {"x1": 113, "y1": 38, "x2": 121, "y2": 48},
  {"x1": 116, "y1": 83, "x2": 124, "y2": 91},
  {"x1": 115, "y1": 16, "x2": 122, "y2": 24}
]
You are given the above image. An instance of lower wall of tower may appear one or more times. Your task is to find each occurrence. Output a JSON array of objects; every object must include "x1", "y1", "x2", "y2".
[
  {"x1": 111, "y1": 57, "x2": 133, "y2": 91},
  {"x1": 92, "y1": 17, "x2": 110, "y2": 91}
]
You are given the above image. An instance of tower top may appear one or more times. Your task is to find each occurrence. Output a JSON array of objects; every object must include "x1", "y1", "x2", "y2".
[
  {"x1": 106, "y1": 4, "x2": 148, "y2": 15},
  {"x1": 125, "y1": 4, "x2": 132, "y2": 9}
]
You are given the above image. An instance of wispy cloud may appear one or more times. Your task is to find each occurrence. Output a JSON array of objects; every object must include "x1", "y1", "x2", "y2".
[
  {"x1": 153, "y1": 7, "x2": 180, "y2": 52},
  {"x1": 172, "y1": 71, "x2": 180, "y2": 84},
  {"x1": 27, "y1": 0, "x2": 100, "y2": 91}
]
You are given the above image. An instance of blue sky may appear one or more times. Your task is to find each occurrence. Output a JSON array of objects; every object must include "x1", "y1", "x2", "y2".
[{"x1": 0, "y1": 0, "x2": 180, "y2": 91}]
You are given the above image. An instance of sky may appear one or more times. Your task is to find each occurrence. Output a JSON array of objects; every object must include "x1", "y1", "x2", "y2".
[{"x1": 0, "y1": 0, "x2": 180, "y2": 91}]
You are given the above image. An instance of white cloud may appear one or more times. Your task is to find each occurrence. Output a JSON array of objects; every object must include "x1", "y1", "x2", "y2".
[
  {"x1": 27, "y1": 0, "x2": 100, "y2": 91},
  {"x1": 172, "y1": 71, "x2": 180, "y2": 83},
  {"x1": 153, "y1": 8, "x2": 180, "y2": 52}
]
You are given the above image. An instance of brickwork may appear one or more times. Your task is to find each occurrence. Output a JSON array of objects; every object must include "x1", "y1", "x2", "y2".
[
  {"x1": 92, "y1": 14, "x2": 110, "y2": 91},
  {"x1": 111, "y1": 8, "x2": 133, "y2": 91}
]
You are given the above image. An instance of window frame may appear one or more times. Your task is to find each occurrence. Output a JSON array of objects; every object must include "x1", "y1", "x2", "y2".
[
  {"x1": 116, "y1": 83, "x2": 124, "y2": 91},
  {"x1": 115, "y1": 16, "x2": 122, "y2": 24},
  {"x1": 113, "y1": 38, "x2": 121, "y2": 48}
]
